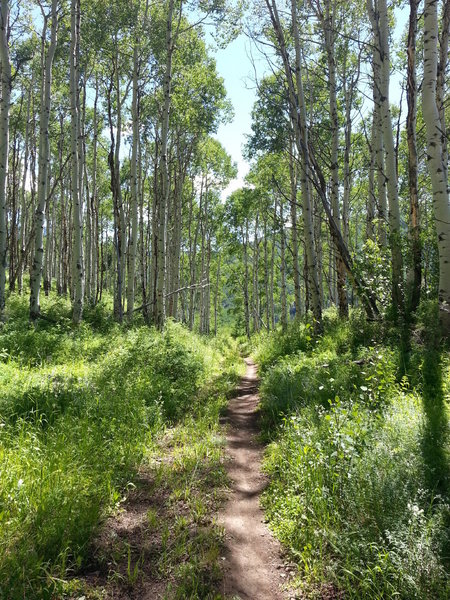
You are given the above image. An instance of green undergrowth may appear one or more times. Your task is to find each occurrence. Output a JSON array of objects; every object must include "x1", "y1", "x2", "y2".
[
  {"x1": 0, "y1": 293, "x2": 243, "y2": 600},
  {"x1": 253, "y1": 306, "x2": 450, "y2": 599}
]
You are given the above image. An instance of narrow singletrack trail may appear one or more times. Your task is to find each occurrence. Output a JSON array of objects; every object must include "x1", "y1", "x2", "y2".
[{"x1": 219, "y1": 358, "x2": 289, "y2": 600}]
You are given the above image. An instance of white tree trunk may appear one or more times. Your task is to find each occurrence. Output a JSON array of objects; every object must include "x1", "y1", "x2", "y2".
[
  {"x1": 70, "y1": 0, "x2": 84, "y2": 324},
  {"x1": 437, "y1": 0, "x2": 449, "y2": 186},
  {"x1": 265, "y1": 0, "x2": 322, "y2": 329},
  {"x1": 0, "y1": 0, "x2": 10, "y2": 319},
  {"x1": 30, "y1": 0, "x2": 59, "y2": 320},
  {"x1": 128, "y1": 45, "x2": 139, "y2": 321},
  {"x1": 279, "y1": 199, "x2": 287, "y2": 330},
  {"x1": 18, "y1": 82, "x2": 32, "y2": 294},
  {"x1": 154, "y1": 0, "x2": 174, "y2": 329},
  {"x1": 406, "y1": 0, "x2": 421, "y2": 314},
  {"x1": 289, "y1": 144, "x2": 302, "y2": 316},
  {"x1": 423, "y1": 0, "x2": 450, "y2": 331},
  {"x1": 322, "y1": 2, "x2": 348, "y2": 317},
  {"x1": 252, "y1": 211, "x2": 260, "y2": 332},
  {"x1": 368, "y1": 0, "x2": 404, "y2": 313}
]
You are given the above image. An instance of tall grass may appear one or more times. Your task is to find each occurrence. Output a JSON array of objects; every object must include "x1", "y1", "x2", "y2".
[
  {"x1": 0, "y1": 293, "x2": 242, "y2": 599},
  {"x1": 254, "y1": 306, "x2": 449, "y2": 599}
]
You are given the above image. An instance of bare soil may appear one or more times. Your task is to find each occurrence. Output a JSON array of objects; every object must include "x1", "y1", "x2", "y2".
[{"x1": 218, "y1": 358, "x2": 290, "y2": 600}]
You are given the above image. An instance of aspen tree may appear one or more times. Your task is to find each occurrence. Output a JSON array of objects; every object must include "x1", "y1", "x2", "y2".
[
  {"x1": 154, "y1": 0, "x2": 175, "y2": 329},
  {"x1": 243, "y1": 213, "x2": 250, "y2": 339},
  {"x1": 288, "y1": 143, "x2": 301, "y2": 317},
  {"x1": 423, "y1": 0, "x2": 450, "y2": 333},
  {"x1": 270, "y1": 195, "x2": 277, "y2": 329},
  {"x1": 279, "y1": 197, "x2": 288, "y2": 330},
  {"x1": 252, "y1": 210, "x2": 260, "y2": 332},
  {"x1": 315, "y1": 0, "x2": 348, "y2": 317},
  {"x1": 436, "y1": 0, "x2": 449, "y2": 184},
  {"x1": 263, "y1": 212, "x2": 270, "y2": 329},
  {"x1": 367, "y1": 0, "x2": 404, "y2": 314},
  {"x1": 406, "y1": 0, "x2": 421, "y2": 314},
  {"x1": 71, "y1": 0, "x2": 84, "y2": 324},
  {"x1": 18, "y1": 80, "x2": 32, "y2": 294},
  {"x1": 9, "y1": 95, "x2": 21, "y2": 292},
  {"x1": 0, "y1": 0, "x2": 10, "y2": 319},
  {"x1": 264, "y1": 0, "x2": 323, "y2": 331},
  {"x1": 30, "y1": 0, "x2": 59, "y2": 321},
  {"x1": 128, "y1": 44, "x2": 140, "y2": 321},
  {"x1": 107, "y1": 43, "x2": 128, "y2": 323},
  {"x1": 214, "y1": 254, "x2": 221, "y2": 335},
  {"x1": 341, "y1": 37, "x2": 360, "y2": 250},
  {"x1": 89, "y1": 75, "x2": 99, "y2": 304}
]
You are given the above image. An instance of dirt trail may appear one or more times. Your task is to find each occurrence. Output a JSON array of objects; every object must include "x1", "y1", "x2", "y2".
[{"x1": 219, "y1": 358, "x2": 289, "y2": 600}]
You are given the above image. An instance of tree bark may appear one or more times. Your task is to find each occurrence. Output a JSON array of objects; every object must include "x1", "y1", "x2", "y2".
[
  {"x1": 289, "y1": 144, "x2": 301, "y2": 317},
  {"x1": 70, "y1": 0, "x2": 84, "y2": 324},
  {"x1": 423, "y1": 0, "x2": 450, "y2": 333},
  {"x1": 154, "y1": 0, "x2": 175, "y2": 329},
  {"x1": 0, "y1": 0, "x2": 10, "y2": 319},
  {"x1": 406, "y1": 0, "x2": 421, "y2": 315},
  {"x1": 128, "y1": 45, "x2": 140, "y2": 321},
  {"x1": 30, "y1": 0, "x2": 59, "y2": 321},
  {"x1": 368, "y1": 0, "x2": 404, "y2": 314},
  {"x1": 265, "y1": 0, "x2": 322, "y2": 330},
  {"x1": 321, "y1": 1, "x2": 348, "y2": 317}
]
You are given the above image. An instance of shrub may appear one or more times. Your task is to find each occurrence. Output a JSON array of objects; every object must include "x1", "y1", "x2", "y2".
[{"x1": 255, "y1": 308, "x2": 449, "y2": 598}]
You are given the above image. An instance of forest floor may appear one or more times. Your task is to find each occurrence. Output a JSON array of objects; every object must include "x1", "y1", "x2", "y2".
[{"x1": 70, "y1": 358, "x2": 292, "y2": 600}]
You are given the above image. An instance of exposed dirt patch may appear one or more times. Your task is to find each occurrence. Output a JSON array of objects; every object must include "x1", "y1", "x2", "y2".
[
  {"x1": 218, "y1": 358, "x2": 291, "y2": 600},
  {"x1": 71, "y1": 469, "x2": 170, "y2": 599}
]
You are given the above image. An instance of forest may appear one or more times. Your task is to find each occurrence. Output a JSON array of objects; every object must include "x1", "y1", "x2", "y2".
[{"x1": 0, "y1": 0, "x2": 449, "y2": 598}]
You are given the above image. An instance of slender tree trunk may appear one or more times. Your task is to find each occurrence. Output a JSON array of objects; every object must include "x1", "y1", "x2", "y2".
[
  {"x1": 423, "y1": 0, "x2": 450, "y2": 332},
  {"x1": 368, "y1": 0, "x2": 404, "y2": 314},
  {"x1": 139, "y1": 147, "x2": 148, "y2": 322},
  {"x1": 70, "y1": 0, "x2": 83, "y2": 324},
  {"x1": 322, "y1": 3, "x2": 348, "y2": 318},
  {"x1": 9, "y1": 123, "x2": 20, "y2": 292},
  {"x1": 43, "y1": 184, "x2": 51, "y2": 295},
  {"x1": 369, "y1": 39, "x2": 388, "y2": 247},
  {"x1": 290, "y1": 0, "x2": 322, "y2": 329},
  {"x1": 342, "y1": 53, "x2": 356, "y2": 248},
  {"x1": 90, "y1": 75, "x2": 99, "y2": 304},
  {"x1": 107, "y1": 48, "x2": 127, "y2": 323},
  {"x1": 18, "y1": 83, "x2": 32, "y2": 294},
  {"x1": 406, "y1": 0, "x2": 421, "y2": 315},
  {"x1": 199, "y1": 183, "x2": 207, "y2": 333},
  {"x1": 270, "y1": 198, "x2": 277, "y2": 329},
  {"x1": 243, "y1": 219, "x2": 250, "y2": 339},
  {"x1": 30, "y1": 0, "x2": 59, "y2": 321},
  {"x1": 189, "y1": 181, "x2": 201, "y2": 329},
  {"x1": 367, "y1": 115, "x2": 377, "y2": 242},
  {"x1": 0, "y1": 0, "x2": 11, "y2": 319},
  {"x1": 437, "y1": 0, "x2": 449, "y2": 186},
  {"x1": 214, "y1": 253, "x2": 220, "y2": 336},
  {"x1": 128, "y1": 45, "x2": 140, "y2": 320},
  {"x1": 263, "y1": 214, "x2": 270, "y2": 329},
  {"x1": 280, "y1": 199, "x2": 287, "y2": 330},
  {"x1": 154, "y1": 0, "x2": 174, "y2": 329},
  {"x1": 265, "y1": 0, "x2": 322, "y2": 330},
  {"x1": 289, "y1": 145, "x2": 301, "y2": 317},
  {"x1": 252, "y1": 211, "x2": 260, "y2": 332}
]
